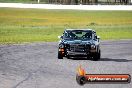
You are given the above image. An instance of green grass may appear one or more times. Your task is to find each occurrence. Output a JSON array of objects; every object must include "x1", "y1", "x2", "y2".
[
  {"x1": 0, "y1": 0, "x2": 48, "y2": 3},
  {"x1": 0, "y1": 0, "x2": 39, "y2": 3},
  {"x1": 0, "y1": 8, "x2": 132, "y2": 44}
]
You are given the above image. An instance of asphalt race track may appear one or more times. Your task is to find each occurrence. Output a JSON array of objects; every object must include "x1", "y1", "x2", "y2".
[{"x1": 0, "y1": 40, "x2": 132, "y2": 88}]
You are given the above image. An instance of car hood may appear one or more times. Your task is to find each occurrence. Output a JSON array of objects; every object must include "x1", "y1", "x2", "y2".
[{"x1": 63, "y1": 40, "x2": 93, "y2": 45}]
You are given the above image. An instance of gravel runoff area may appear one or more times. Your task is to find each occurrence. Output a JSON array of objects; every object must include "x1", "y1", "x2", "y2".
[
  {"x1": 0, "y1": 40, "x2": 132, "y2": 88},
  {"x1": 0, "y1": 3, "x2": 132, "y2": 10}
]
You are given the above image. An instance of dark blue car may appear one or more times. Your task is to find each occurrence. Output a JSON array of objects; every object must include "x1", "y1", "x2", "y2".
[{"x1": 58, "y1": 29, "x2": 101, "y2": 61}]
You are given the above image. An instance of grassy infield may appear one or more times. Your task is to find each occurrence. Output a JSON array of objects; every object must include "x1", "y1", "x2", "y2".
[
  {"x1": 0, "y1": 8, "x2": 132, "y2": 43},
  {"x1": 0, "y1": 0, "x2": 37, "y2": 3}
]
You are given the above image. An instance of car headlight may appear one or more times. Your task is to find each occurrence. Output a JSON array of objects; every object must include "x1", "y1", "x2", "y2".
[
  {"x1": 59, "y1": 44, "x2": 64, "y2": 48},
  {"x1": 91, "y1": 45, "x2": 96, "y2": 49}
]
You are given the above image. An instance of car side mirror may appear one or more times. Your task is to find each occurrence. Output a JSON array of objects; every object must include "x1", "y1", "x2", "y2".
[
  {"x1": 97, "y1": 36, "x2": 100, "y2": 39},
  {"x1": 95, "y1": 35, "x2": 100, "y2": 42},
  {"x1": 58, "y1": 35, "x2": 63, "y2": 39},
  {"x1": 97, "y1": 36, "x2": 100, "y2": 42}
]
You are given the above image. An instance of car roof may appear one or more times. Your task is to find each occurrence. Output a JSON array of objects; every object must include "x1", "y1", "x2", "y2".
[
  {"x1": 65, "y1": 29, "x2": 93, "y2": 31},
  {"x1": 65, "y1": 29, "x2": 95, "y2": 32}
]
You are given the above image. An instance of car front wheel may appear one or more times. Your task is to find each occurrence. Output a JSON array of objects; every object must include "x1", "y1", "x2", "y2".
[
  {"x1": 92, "y1": 50, "x2": 101, "y2": 61},
  {"x1": 58, "y1": 52, "x2": 63, "y2": 59}
]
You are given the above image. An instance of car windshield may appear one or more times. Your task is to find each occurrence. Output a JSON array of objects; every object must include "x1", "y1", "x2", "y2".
[{"x1": 64, "y1": 30, "x2": 92, "y2": 40}]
